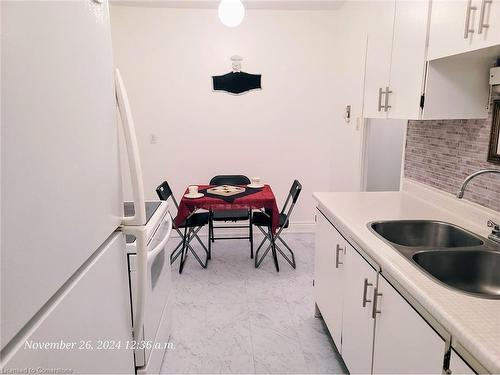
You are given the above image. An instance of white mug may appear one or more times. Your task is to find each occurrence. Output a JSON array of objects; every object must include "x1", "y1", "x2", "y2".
[
  {"x1": 251, "y1": 177, "x2": 261, "y2": 185},
  {"x1": 188, "y1": 185, "x2": 199, "y2": 195}
]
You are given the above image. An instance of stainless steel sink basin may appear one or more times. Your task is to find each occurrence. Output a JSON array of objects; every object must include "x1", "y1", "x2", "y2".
[
  {"x1": 413, "y1": 250, "x2": 500, "y2": 298},
  {"x1": 368, "y1": 220, "x2": 500, "y2": 299},
  {"x1": 370, "y1": 220, "x2": 483, "y2": 248}
]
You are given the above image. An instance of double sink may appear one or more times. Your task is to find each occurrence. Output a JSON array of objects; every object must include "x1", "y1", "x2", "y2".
[{"x1": 369, "y1": 220, "x2": 500, "y2": 299}]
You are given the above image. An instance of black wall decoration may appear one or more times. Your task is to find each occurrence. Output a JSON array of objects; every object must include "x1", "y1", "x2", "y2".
[{"x1": 212, "y1": 55, "x2": 262, "y2": 95}]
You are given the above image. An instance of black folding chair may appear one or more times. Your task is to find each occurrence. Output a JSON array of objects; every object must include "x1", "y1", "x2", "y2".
[
  {"x1": 252, "y1": 180, "x2": 302, "y2": 271},
  {"x1": 156, "y1": 181, "x2": 210, "y2": 274},
  {"x1": 208, "y1": 175, "x2": 254, "y2": 258}
]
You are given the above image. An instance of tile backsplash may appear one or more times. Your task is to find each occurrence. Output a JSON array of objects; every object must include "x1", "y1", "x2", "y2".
[{"x1": 404, "y1": 114, "x2": 500, "y2": 213}]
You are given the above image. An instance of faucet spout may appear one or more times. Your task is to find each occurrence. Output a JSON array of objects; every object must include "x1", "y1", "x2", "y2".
[{"x1": 457, "y1": 169, "x2": 500, "y2": 199}]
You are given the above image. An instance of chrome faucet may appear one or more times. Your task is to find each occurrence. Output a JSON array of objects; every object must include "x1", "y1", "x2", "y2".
[
  {"x1": 457, "y1": 169, "x2": 500, "y2": 245},
  {"x1": 456, "y1": 169, "x2": 500, "y2": 199}
]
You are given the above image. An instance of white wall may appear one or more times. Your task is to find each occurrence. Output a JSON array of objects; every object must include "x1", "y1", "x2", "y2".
[
  {"x1": 364, "y1": 119, "x2": 407, "y2": 192},
  {"x1": 110, "y1": 4, "x2": 367, "y2": 227}
]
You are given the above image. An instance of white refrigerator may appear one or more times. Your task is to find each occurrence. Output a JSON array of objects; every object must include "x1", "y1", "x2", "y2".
[{"x1": 1, "y1": 1, "x2": 148, "y2": 372}]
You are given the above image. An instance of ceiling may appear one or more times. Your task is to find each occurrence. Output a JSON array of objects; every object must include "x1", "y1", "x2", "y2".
[{"x1": 110, "y1": 0, "x2": 347, "y2": 10}]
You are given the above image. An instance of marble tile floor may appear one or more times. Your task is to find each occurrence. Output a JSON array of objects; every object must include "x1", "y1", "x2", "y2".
[{"x1": 160, "y1": 233, "x2": 348, "y2": 374}]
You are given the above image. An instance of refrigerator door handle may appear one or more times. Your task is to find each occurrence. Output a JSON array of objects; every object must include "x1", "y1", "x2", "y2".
[
  {"x1": 148, "y1": 215, "x2": 173, "y2": 261},
  {"x1": 115, "y1": 68, "x2": 146, "y2": 226}
]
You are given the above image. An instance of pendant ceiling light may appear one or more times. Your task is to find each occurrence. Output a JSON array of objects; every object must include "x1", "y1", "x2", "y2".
[{"x1": 218, "y1": 0, "x2": 245, "y2": 28}]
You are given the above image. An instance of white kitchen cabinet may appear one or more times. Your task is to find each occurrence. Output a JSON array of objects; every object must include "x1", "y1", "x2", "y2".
[
  {"x1": 314, "y1": 210, "x2": 346, "y2": 350},
  {"x1": 428, "y1": 0, "x2": 500, "y2": 61},
  {"x1": 328, "y1": 0, "x2": 370, "y2": 192},
  {"x1": 449, "y1": 350, "x2": 476, "y2": 374},
  {"x1": 341, "y1": 245, "x2": 378, "y2": 374},
  {"x1": 362, "y1": 0, "x2": 396, "y2": 119},
  {"x1": 422, "y1": 44, "x2": 500, "y2": 119},
  {"x1": 388, "y1": 0, "x2": 430, "y2": 119},
  {"x1": 361, "y1": 0, "x2": 498, "y2": 120},
  {"x1": 314, "y1": 211, "x2": 451, "y2": 374},
  {"x1": 372, "y1": 276, "x2": 445, "y2": 374},
  {"x1": 363, "y1": 0, "x2": 430, "y2": 120},
  {"x1": 422, "y1": 0, "x2": 500, "y2": 119},
  {"x1": 488, "y1": 0, "x2": 500, "y2": 49},
  {"x1": 428, "y1": 0, "x2": 475, "y2": 60}
]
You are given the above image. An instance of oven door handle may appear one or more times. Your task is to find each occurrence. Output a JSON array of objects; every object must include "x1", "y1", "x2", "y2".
[
  {"x1": 120, "y1": 226, "x2": 147, "y2": 341},
  {"x1": 148, "y1": 215, "x2": 173, "y2": 261}
]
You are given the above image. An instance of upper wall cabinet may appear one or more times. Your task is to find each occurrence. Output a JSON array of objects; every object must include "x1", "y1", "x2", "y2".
[
  {"x1": 428, "y1": 0, "x2": 500, "y2": 61},
  {"x1": 421, "y1": 0, "x2": 500, "y2": 120},
  {"x1": 422, "y1": 45, "x2": 500, "y2": 119},
  {"x1": 361, "y1": 0, "x2": 499, "y2": 120},
  {"x1": 363, "y1": 0, "x2": 396, "y2": 119},
  {"x1": 389, "y1": 0, "x2": 430, "y2": 119},
  {"x1": 363, "y1": 0, "x2": 430, "y2": 120}
]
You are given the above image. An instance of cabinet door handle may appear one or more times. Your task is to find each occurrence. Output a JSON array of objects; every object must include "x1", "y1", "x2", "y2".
[
  {"x1": 372, "y1": 287, "x2": 383, "y2": 319},
  {"x1": 384, "y1": 86, "x2": 392, "y2": 112},
  {"x1": 378, "y1": 88, "x2": 385, "y2": 112},
  {"x1": 362, "y1": 278, "x2": 373, "y2": 307},
  {"x1": 478, "y1": 0, "x2": 493, "y2": 34},
  {"x1": 464, "y1": 0, "x2": 478, "y2": 38},
  {"x1": 335, "y1": 244, "x2": 344, "y2": 268}
]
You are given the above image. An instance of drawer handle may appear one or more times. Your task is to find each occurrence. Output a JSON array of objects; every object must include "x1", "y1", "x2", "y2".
[
  {"x1": 372, "y1": 287, "x2": 383, "y2": 319},
  {"x1": 335, "y1": 244, "x2": 344, "y2": 268},
  {"x1": 362, "y1": 278, "x2": 373, "y2": 307}
]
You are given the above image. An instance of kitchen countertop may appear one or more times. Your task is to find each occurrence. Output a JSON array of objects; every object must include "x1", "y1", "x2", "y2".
[{"x1": 313, "y1": 180, "x2": 500, "y2": 374}]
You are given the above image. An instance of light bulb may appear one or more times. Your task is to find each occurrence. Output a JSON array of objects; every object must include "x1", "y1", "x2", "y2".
[{"x1": 218, "y1": 0, "x2": 245, "y2": 28}]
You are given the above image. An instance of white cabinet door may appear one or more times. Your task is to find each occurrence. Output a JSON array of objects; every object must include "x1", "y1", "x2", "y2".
[
  {"x1": 314, "y1": 210, "x2": 346, "y2": 350},
  {"x1": 486, "y1": 0, "x2": 500, "y2": 48},
  {"x1": 428, "y1": 0, "x2": 500, "y2": 60},
  {"x1": 341, "y1": 245, "x2": 377, "y2": 374},
  {"x1": 388, "y1": 0, "x2": 429, "y2": 119},
  {"x1": 449, "y1": 350, "x2": 476, "y2": 374},
  {"x1": 0, "y1": 233, "x2": 135, "y2": 374},
  {"x1": 1, "y1": 0, "x2": 122, "y2": 348},
  {"x1": 362, "y1": 0, "x2": 396, "y2": 119},
  {"x1": 328, "y1": 0, "x2": 370, "y2": 192},
  {"x1": 462, "y1": 0, "x2": 500, "y2": 51},
  {"x1": 428, "y1": 0, "x2": 473, "y2": 60},
  {"x1": 372, "y1": 276, "x2": 445, "y2": 374}
]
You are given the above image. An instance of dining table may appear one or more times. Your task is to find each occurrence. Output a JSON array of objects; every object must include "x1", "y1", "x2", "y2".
[{"x1": 174, "y1": 184, "x2": 280, "y2": 268}]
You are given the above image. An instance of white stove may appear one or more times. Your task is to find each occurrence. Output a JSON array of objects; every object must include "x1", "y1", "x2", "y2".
[
  {"x1": 124, "y1": 201, "x2": 169, "y2": 250},
  {"x1": 123, "y1": 201, "x2": 173, "y2": 374}
]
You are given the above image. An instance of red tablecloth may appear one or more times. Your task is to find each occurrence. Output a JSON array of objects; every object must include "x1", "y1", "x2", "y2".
[{"x1": 175, "y1": 185, "x2": 280, "y2": 233}]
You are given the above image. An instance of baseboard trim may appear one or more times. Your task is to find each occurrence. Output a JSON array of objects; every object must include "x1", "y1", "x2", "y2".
[{"x1": 170, "y1": 221, "x2": 315, "y2": 238}]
